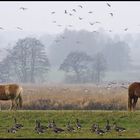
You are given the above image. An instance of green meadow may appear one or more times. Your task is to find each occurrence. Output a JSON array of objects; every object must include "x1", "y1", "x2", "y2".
[{"x1": 0, "y1": 110, "x2": 139, "y2": 138}]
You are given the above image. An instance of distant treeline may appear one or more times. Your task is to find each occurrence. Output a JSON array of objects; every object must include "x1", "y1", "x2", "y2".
[{"x1": 0, "y1": 29, "x2": 131, "y2": 84}]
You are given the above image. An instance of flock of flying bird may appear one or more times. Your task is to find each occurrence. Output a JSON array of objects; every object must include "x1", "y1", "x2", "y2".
[
  {"x1": 7, "y1": 117, "x2": 126, "y2": 136},
  {"x1": 0, "y1": 2, "x2": 131, "y2": 32}
]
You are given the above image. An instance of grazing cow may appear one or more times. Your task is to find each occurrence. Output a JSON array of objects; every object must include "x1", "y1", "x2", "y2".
[{"x1": 0, "y1": 84, "x2": 23, "y2": 110}]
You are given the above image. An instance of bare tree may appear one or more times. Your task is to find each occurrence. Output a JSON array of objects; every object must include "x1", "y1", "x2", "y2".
[
  {"x1": 59, "y1": 51, "x2": 92, "y2": 83},
  {"x1": 0, "y1": 37, "x2": 50, "y2": 83}
]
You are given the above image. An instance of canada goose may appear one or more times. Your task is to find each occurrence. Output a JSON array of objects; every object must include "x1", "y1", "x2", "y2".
[
  {"x1": 95, "y1": 124, "x2": 105, "y2": 135},
  {"x1": 65, "y1": 10, "x2": 67, "y2": 14},
  {"x1": 52, "y1": 126, "x2": 65, "y2": 133},
  {"x1": 109, "y1": 13, "x2": 113, "y2": 17},
  {"x1": 113, "y1": 122, "x2": 126, "y2": 132},
  {"x1": 124, "y1": 28, "x2": 128, "y2": 31},
  {"x1": 78, "y1": 5, "x2": 83, "y2": 8},
  {"x1": 14, "y1": 118, "x2": 23, "y2": 129},
  {"x1": 34, "y1": 120, "x2": 45, "y2": 134},
  {"x1": 69, "y1": 13, "x2": 73, "y2": 16},
  {"x1": 66, "y1": 121, "x2": 75, "y2": 132},
  {"x1": 88, "y1": 11, "x2": 93, "y2": 14},
  {"x1": 104, "y1": 120, "x2": 111, "y2": 132},
  {"x1": 7, "y1": 127, "x2": 17, "y2": 133},
  {"x1": 89, "y1": 22, "x2": 94, "y2": 26},
  {"x1": 106, "y1": 3, "x2": 111, "y2": 7},
  {"x1": 79, "y1": 17, "x2": 83, "y2": 20},
  {"x1": 20, "y1": 7, "x2": 27, "y2": 10},
  {"x1": 0, "y1": 27, "x2": 4, "y2": 30},
  {"x1": 17, "y1": 27, "x2": 23, "y2": 30},
  {"x1": 90, "y1": 123, "x2": 98, "y2": 132},
  {"x1": 72, "y1": 9, "x2": 76, "y2": 12},
  {"x1": 76, "y1": 119, "x2": 82, "y2": 129},
  {"x1": 47, "y1": 120, "x2": 53, "y2": 128},
  {"x1": 51, "y1": 11, "x2": 55, "y2": 14}
]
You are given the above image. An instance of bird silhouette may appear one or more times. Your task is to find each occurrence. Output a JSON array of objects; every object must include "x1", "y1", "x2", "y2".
[
  {"x1": 89, "y1": 22, "x2": 94, "y2": 26},
  {"x1": 76, "y1": 119, "x2": 82, "y2": 129},
  {"x1": 113, "y1": 122, "x2": 126, "y2": 132},
  {"x1": 0, "y1": 27, "x2": 4, "y2": 30},
  {"x1": 65, "y1": 10, "x2": 67, "y2": 14},
  {"x1": 88, "y1": 11, "x2": 93, "y2": 14},
  {"x1": 124, "y1": 28, "x2": 128, "y2": 31},
  {"x1": 72, "y1": 9, "x2": 76, "y2": 12},
  {"x1": 14, "y1": 118, "x2": 23, "y2": 129},
  {"x1": 95, "y1": 21, "x2": 101, "y2": 24},
  {"x1": 20, "y1": 7, "x2": 27, "y2": 10},
  {"x1": 57, "y1": 24, "x2": 62, "y2": 27},
  {"x1": 106, "y1": 3, "x2": 111, "y2": 7},
  {"x1": 78, "y1": 5, "x2": 83, "y2": 8},
  {"x1": 17, "y1": 27, "x2": 23, "y2": 30},
  {"x1": 79, "y1": 17, "x2": 83, "y2": 20},
  {"x1": 69, "y1": 13, "x2": 73, "y2": 16},
  {"x1": 51, "y1": 11, "x2": 55, "y2": 14},
  {"x1": 109, "y1": 13, "x2": 113, "y2": 17}
]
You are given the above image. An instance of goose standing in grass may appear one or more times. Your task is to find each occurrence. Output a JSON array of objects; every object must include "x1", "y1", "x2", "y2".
[
  {"x1": 76, "y1": 119, "x2": 82, "y2": 130},
  {"x1": 34, "y1": 120, "x2": 45, "y2": 134},
  {"x1": 90, "y1": 123, "x2": 98, "y2": 132},
  {"x1": 66, "y1": 121, "x2": 75, "y2": 132},
  {"x1": 104, "y1": 120, "x2": 111, "y2": 132},
  {"x1": 7, "y1": 127, "x2": 17, "y2": 133},
  {"x1": 14, "y1": 118, "x2": 23, "y2": 129},
  {"x1": 113, "y1": 122, "x2": 126, "y2": 132},
  {"x1": 95, "y1": 124, "x2": 105, "y2": 136}
]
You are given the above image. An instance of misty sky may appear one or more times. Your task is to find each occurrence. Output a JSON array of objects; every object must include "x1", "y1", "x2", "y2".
[{"x1": 0, "y1": 1, "x2": 140, "y2": 34}]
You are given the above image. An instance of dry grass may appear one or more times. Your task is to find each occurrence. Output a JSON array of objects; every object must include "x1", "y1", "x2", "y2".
[{"x1": 0, "y1": 83, "x2": 139, "y2": 110}]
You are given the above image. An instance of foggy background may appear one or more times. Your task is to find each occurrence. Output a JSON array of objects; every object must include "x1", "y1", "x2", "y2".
[{"x1": 0, "y1": 1, "x2": 140, "y2": 84}]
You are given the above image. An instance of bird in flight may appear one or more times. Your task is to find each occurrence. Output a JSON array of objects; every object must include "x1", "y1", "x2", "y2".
[
  {"x1": 57, "y1": 25, "x2": 62, "y2": 27},
  {"x1": 69, "y1": 13, "x2": 73, "y2": 16},
  {"x1": 51, "y1": 11, "x2": 55, "y2": 14},
  {"x1": 52, "y1": 21, "x2": 56, "y2": 23},
  {"x1": 89, "y1": 22, "x2": 94, "y2": 26},
  {"x1": 109, "y1": 13, "x2": 113, "y2": 17},
  {"x1": 79, "y1": 17, "x2": 83, "y2": 20},
  {"x1": 124, "y1": 28, "x2": 128, "y2": 31},
  {"x1": 20, "y1": 7, "x2": 27, "y2": 10},
  {"x1": 106, "y1": 3, "x2": 111, "y2": 7},
  {"x1": 95, "y1": 21, "x2": 101, "y2": 24},
  {"x1": 65, "y1": 10, "x2": 67, "y2": 14},
  {"x1": 78, "y1": 5, "x2": 83, "y2": 8},
  {"x1": 17, "y1": 27, "x2": 23, "y2": 30},
  {"x1": 88, "y1": 11, "x2": 93, "y2": 14},
  {"x1": 72, "y1": 9, "x2": 76, "y2": 12},
  {"x1": 0, "y1": 27, "x2": 4, "y2": 30}
]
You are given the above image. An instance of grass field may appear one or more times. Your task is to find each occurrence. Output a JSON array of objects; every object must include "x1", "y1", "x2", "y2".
[{"x1": 0, "y1": 110, "x2": 140, "y2": 138}]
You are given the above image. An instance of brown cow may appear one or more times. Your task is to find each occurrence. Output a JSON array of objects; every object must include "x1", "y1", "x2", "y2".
[
  {"x1": 128, "y1": 82, "x2": 140, "y2": 111},
  {"x1": 0, "y1": 84, "x2": 23, "y2": 110}
]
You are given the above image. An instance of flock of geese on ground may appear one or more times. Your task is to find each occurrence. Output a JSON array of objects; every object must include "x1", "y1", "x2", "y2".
[
  {"x1": 0, "y1": 2, "x2": 132, "y2": 33},
  {"x1": 7, "y1": 117, "x2": 126, "y2": 136}
]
